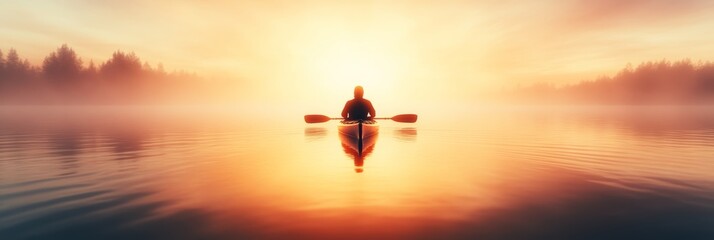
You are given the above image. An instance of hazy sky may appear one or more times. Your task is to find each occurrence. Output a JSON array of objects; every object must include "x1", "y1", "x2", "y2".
[{"x1": 2, "y1": 0, "x2": 714, "y2": 106}]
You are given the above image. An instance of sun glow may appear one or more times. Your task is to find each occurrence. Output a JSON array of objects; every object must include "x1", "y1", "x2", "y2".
[
  {"x1": 314, "y1": 43, "x2": 398, "y2": 92},
  {"x1": 287, "y1": 37, "x2": 410, "y2": 111}
]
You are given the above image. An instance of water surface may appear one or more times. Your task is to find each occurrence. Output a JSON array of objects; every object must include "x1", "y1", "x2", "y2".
[{"x1": 1, "y1": 106, "x2": 713, "y2": 239}]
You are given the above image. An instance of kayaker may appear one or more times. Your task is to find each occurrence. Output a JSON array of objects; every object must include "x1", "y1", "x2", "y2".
[{"x1": 341, "y1": 86, "x2": 376, "y2": 120}]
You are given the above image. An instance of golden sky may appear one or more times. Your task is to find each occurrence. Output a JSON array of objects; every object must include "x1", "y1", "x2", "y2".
[{"x1": 2, "y1": 0, "x2": 714, "y2": 106}]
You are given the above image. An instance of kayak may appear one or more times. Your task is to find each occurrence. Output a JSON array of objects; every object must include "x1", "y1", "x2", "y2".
[
  {"x1": 338, "y1": 120, "x2": 379, "y2": 155},
  {"x1": 338, "y1": 119, "x2": 378, "y2": 139}
]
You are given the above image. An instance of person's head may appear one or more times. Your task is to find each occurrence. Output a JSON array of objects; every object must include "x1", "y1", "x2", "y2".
[{"x1": 354, "y1": 86, "x2": 364, "y2": 99}]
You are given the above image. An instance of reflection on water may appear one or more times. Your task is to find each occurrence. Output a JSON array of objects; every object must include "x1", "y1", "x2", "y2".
[
  {"x1": 1, "y1": 106, "x2": 714, "y2": 240},
  {"x1": 303, "y1": 127, "x2": 327, "y2": 141},
  {"x1": 394, "y1": 127, "x2": 417, "y2": 141},
  {"x1": 338, "y1": 133, "x2": 378, "y2": 173}
]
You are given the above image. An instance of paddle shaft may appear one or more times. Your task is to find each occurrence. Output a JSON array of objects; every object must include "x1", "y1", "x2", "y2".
[
  {"x1": 305, "y1": 114, "x2": 417, "y2": 123},
  {"x1": 328, "y1": 117, "x2": 388, "y2": 120}
]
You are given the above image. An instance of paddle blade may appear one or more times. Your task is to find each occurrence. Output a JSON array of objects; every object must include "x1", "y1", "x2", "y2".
[
  {"x1": 391, "y1": 114, "x2": 418, "y2": 123},
  {"x1": 304, "y1": 114, "x2": 331, "y2": 123}
]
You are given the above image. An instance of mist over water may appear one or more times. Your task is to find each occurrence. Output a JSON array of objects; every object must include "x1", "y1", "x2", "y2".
[{"x1": 1, "y1": 106, "x2": 713, "y2": 240}]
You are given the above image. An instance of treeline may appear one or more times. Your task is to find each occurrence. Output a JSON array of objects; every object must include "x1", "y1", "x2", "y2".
[
  {"x1": 0, "y1": 44, "x2": 216, "y2": 104},
  {"x1": 508, "y1": 59, "x2": 714, "y2": 104}
]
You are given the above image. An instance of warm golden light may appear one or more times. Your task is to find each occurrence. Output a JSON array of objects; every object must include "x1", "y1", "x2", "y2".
[
  {"x1": 300, "y1": 40, "x2": 403, "y2": 101},
  {"x1": 2, "y1": 0, "x2": 714, "y2": 239},
  {"x1": 5, "y1": 107, "x2": 706, "y2": 238},
  {"x1": 4, "y1": 1, "x2": 714, "y2": 105},
  {"x1": 314, "y1": 44, "x2": 391, "y2": 89}
]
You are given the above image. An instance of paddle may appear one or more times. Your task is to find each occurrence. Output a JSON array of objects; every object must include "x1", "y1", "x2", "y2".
[{"x1": 304, "y1": 114, "x2": 418, "y2": 123}]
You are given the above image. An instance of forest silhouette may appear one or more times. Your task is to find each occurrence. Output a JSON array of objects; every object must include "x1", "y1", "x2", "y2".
[
  {"x1": 2, "y1": 45, "x2": 714, "y2": 105},
  {"x1": 508, "y1": 60, "x2": 714, "y2": 105},
  {"x1": 0, "y1": 44, "x2": 224, "y2": 104}
]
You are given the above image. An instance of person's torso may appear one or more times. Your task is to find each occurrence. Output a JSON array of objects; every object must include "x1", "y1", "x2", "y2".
[{"x1": 347, "y1": 99, "x2": 371, "y2": 120}]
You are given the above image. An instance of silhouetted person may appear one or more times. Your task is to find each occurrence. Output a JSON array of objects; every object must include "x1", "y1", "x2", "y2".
[{"x1": 341, "y1": 86, "x2": 376, "y2": 120}]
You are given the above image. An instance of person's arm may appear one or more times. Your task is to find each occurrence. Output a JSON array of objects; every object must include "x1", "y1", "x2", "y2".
[
  {"x1": 367, "y1": 100, "x2": 376, "y2": 119},
  {"x1": 341, "y1": 101, "x2": 350, "y2": 119}
]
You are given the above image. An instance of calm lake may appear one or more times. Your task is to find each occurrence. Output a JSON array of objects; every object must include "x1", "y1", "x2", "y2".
[{"x1": 1, "y1": 106, "x2": 713, "y2": 240}]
